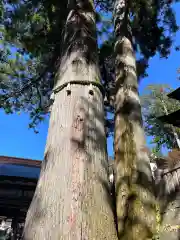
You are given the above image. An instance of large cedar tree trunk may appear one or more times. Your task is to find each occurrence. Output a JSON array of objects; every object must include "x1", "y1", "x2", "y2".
[
  {"x1": 23, "y1": 1, "x2": 118, "y2": 239},
  {"x1": 113, "y1": 0, "x2": 156, "y2": 239}
]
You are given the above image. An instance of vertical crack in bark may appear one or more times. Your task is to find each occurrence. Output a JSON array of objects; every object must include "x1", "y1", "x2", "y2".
[{"x1": 70, "y1": 99, "x2": 86, "y2": 238}]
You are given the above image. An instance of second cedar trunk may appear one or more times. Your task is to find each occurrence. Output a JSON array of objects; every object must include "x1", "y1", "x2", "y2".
[
  {"x1": 113, "y1": 0, "x2": 156, "y2": 239},
  {"x1": 23, "y1": 1, "x2": 118, "y2": 240}
]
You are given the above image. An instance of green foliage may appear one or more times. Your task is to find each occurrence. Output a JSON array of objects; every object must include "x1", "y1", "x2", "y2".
[
  {"x1": 100, "y1": 0, "x2": 179, "y2": 78},
  {"x1": 0, "y1": 0, "x2": 179, "y2": 132},
  {"x1": 151, "y1": 147, "x2": 164, "y2": 158},
  {"x1": 0, "y1": 0, "x2": 114, "y2": 131},
  {"x1": 141, "y1": 84, "x2": 180, "y2": 151}
]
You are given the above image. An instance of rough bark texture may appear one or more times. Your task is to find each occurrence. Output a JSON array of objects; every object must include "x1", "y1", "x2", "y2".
[
  {"x1": 23, "y1": 1, "x2": 118, "y2": 239},
  {"x1": 157, "y1": 164, "x2": 180, "y2": 240},
  {"x1": 113, "y1": 0, "x2": 156, "y2": 239}
]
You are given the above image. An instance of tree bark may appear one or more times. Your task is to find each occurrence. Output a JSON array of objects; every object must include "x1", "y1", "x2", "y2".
[
  {"x1": 113, "y1": 0, "x2": 156, "y2": 239},
  {"x1": 23, "y1": 1, "x2": 118, "y2": 239}
]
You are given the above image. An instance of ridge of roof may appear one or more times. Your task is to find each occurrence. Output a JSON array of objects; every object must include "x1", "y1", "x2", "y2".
[{"x1": 0, "y1": 156, "x2": 41, "y2": 168}]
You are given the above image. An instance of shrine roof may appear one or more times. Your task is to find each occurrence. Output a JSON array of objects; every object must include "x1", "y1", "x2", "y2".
[{"x1": 0, "y1": 156, "x2": 41, "y2": 179}]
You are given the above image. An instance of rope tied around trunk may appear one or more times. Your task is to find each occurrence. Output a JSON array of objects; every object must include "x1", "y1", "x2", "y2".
[{"x1": 51, "y1": 80, "x2": 105, "y2": 99}]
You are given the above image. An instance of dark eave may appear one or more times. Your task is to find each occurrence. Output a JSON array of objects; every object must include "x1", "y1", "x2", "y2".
[
  {"x1": 0, "y1": 156, "x2": 41, "y2": 168},
  {"x1": 168, "y1": 87, "x2": 180, "y2": 101},
  {"x1": 0, "y1": 156, "x2": 42, "y2": 219},
  {"x1": 158, "y1": 109, "x2": 180, "y2": 127}
]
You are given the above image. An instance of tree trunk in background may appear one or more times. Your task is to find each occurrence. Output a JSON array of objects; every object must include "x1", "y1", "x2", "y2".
[
  {"x1": 23, "y1": 1, "x2": 118, "y2": 239},
  {"x1": 113, "y1": 0, "x2": 156, "y2": 239}
]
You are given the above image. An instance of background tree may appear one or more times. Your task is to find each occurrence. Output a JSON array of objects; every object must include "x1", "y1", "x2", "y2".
[
  {"x1": 141, "y1": 84, "x2": 180, "y2": 152},
  {"x1": 99, "y1": 0, "x2": 179, "y2": 137},
  {"x1": 109, "y1": 0, "x2": 179, "y2": 239},
  {"x1": 112, "y1": 0, "x2": 157, "y2": 238}
]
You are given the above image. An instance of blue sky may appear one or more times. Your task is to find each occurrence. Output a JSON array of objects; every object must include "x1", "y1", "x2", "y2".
[{"x1": 0, "y1": 3, "x2": 179, "y2": 160}]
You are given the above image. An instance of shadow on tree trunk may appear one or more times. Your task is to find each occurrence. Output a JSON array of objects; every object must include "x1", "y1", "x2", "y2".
[{"x1": 23, "y1": 91, "x2": 118, "y2": 239}]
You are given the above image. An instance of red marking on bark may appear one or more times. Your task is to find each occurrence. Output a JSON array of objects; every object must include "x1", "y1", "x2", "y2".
[
  {"x1": 67, "y1": 213, "x2": 76, "y2": 226},
  {"x1": 70, "y1": 102, "x2": 85, "y2": 234},
  {"x1": 140, "y1": 146, "x2": 149, "y2": 154},
  {"x1": 68, "y1": 147, "x2": 84, "y2": 234}
]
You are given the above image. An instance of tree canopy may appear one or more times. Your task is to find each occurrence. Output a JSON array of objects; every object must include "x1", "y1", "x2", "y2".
[
  {"x1": 0, "y1": 0, "x2": 179, "y2": 132},
  {"x1": 141, "y1": 84, "x2": 180, "y2": 151}
]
